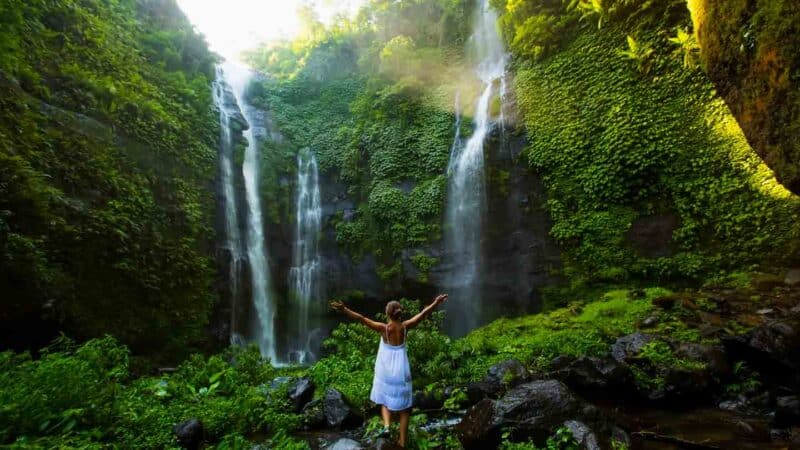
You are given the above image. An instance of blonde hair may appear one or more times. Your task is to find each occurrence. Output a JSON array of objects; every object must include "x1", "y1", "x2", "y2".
[{"x1": 385, "y1": 301, "x2": 403, "y2": 321}]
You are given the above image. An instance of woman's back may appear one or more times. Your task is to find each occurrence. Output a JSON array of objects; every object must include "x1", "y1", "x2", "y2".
[{"x1": 383, "y1": 321, "x2": 406, "y2": 346}]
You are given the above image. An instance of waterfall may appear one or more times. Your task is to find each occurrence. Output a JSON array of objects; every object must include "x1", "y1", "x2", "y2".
[
  {"x1": 444, "y1": 0, "x2": 507, "y2": 335},
  {"x1": 288, "y1": 149, "x2": 323, "y2": 364},
  {"x1": 212, "y1": 66, "x2": 246, "y2": 345},
  {"x1": 218, "y1": 61, "x2": 278, "y2": 362}
]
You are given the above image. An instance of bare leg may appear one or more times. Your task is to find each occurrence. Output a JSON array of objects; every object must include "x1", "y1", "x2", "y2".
[
  {"x1": 381, "y1": 405, "x2": 391, "y2": 428},
  {"x1": 398, "y1": 409, "x2": 410, "y2": 447}
]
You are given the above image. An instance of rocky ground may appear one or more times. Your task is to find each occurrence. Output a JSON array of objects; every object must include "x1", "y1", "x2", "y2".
[{"x1": 173, "y1": 272, "x2": 800, "y2": 449}]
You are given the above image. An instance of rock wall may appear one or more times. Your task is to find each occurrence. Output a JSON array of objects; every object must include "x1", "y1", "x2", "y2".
[{"x1": 689, "y1": 0, "x2": 800, "y2": 194}]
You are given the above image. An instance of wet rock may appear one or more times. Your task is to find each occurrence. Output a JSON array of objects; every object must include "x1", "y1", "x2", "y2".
[
  {"x1": 371, "y1": 438, "x2": 402, "y2": 450},
  {"x1": 654, "y1": 366, "x2": 713, "y2": 402},
  {"x1": 775, "y1": 396, "x2": 800, "y2": 427},
  {"x1": 323, "y1": 388, "x2": 362, "y2": 429},
  {"x1": 289, "y1": 377, "x2": 315, "y2": 412},
  {"x1": 456, "y1": 380, "x2": 584, "y2": 449},
  {"x1": 465, "y1": 379, "x2": 498, "y2": 405},
  {"x1": 302, "y1": 399, "x2": 325, "y2": 429},
  {"x1": 786, "y1": 269, "x2": 800, "y2": 286},
  {"x1": 611, "y1": 332, "x2": 654, "y2": 363},
  {"x1": 326, "y1": 438, "x2": 363, "y2": 450},
  {"x1": 465, "y1": 359, "x2": 531, "y2": 405},
  {"x1": 675, "y1": 342, "x2": 731, "y2": 378},
  {"x1": 553, "y1": 356, "x2": 633, "y2": 393},
  {"x1": 550, "y1": 355, "x2": 576, "y2": 370},
  {"x1": 486, "y1": 359, "x2": 529, "y2": 387},
  {"x1": 611, "y1": 427, "x2": 631, "y2": 448},
  {"x1": 641, "y1": 316, "x2": 659, "y2": 328},
  {"x1": 723, "y1": 317, "x2": 800, "y2": 385},
  {"x1": 173, "y1": 418, "x2": 203, "y2": 450},
  {"x1": 563, "y1": 420, "x2": 600, "y2": 450},
  {"x1": 414, "y1": 389, "x2": 445, "y2": 410}
]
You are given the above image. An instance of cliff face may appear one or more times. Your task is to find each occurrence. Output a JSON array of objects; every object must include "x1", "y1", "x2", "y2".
[
  {"x1": 689, "y1": 0, "x2": 800, "y2": 194},
  {"x1": 0, "y1": 0, "x2": 219, "y2": 356}
]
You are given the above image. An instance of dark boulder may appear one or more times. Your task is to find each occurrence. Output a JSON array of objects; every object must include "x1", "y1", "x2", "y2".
[
  {"x1": 173, "y1": 418, "x2": 203, "y2": 450},
  {"x1": 302, "y1": 399, "x2": 325, "y2": 430},
  {"x1": 675, "y1": 343, "x2": 731, "y2": 378},
  {"x1": 323, "y1": 388, "x2": 362, "y2": 429},
  {"x1": 465, "y1": 379, "x2": 498, "y2": 405},
  {"x1": 553, "y1": 356, "x2": 633, "y2": 394},
  {"x1": 465, "y1": 359, "x2": 531, "y2": 405},
  {"x1": 611, "y1": 333, "x2": 654, "y2": 363},
  {"x1": 650, "y1": 366, "x2": 713, "y2": 402},
  {"x1": 486, "y1": 359, "x2": 529, "y2": 387},
  {"x1": 563, "y1": 420, "x2": 601, "y2": 450},
  {"x1": 414, "y1": 389, "x2": 445, "y2": 410},
  {"x1": 456, "y1": 380, "x2": 584, "y2": 449},
  {"x1": 289, "y1": 377, "x2": 315, "y2": 412},
  {"x1": 775, "y1": 396, "x2": 800, "y2": 427},
  {"x1": 723, "y1": 317, "x2": 800, "y2": 385}
]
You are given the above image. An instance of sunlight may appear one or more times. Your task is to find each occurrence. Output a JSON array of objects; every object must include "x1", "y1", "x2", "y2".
[{"x1": 176, "y1": 0, "x2": 363, "y2": 61}]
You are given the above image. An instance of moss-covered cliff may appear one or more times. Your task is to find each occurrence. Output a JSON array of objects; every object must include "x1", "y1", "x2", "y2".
[
  {"x1": 688, "y1": 0, "x2": 800, "y2": 194},
  {"x1": 497, "y1": 0, "x2": 800, "y2": 290},
  {"x1": 248, "y1": 0, "x2": 799, "y2": 307},
  {"x1": 0, "y1": 0, "x2": 218, "y2": 356}
]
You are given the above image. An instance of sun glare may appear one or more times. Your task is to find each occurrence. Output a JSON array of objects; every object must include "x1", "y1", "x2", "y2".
[{"x1": 176, "y1": 0, "x2": 363, "y2": 61}]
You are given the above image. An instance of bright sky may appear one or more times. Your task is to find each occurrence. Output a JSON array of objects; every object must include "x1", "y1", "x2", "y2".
[{"x1": 176, "y1": 0, "x2": 363, "y2": 61}]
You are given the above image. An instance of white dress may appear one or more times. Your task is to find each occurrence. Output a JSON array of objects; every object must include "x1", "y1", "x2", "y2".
[{"x1": 369, "y1": 325, "x2": 412, "y2": 411}]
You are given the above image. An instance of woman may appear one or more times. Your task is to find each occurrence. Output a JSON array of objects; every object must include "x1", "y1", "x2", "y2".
[{"x1": 330, "y1": 294, "x2": 448, "y2": 448}]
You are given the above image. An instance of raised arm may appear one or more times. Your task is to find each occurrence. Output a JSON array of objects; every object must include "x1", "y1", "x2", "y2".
[
  {"x1": 330, "y1": 300, "x2": 385, "y2": 333},
  {"x1": 403, "y1": 294, "x2": 448, "y2": 330}
]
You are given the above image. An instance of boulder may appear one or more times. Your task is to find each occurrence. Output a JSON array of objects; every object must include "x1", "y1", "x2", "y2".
[
  {"x1": 414, "y1": 389, "x2": 445, "y2": 410},
  {"x1": 611, "y1": 333, "x2": 653, "y2": 363},
  {"x1": 553, "y1": 356, "x2": 633, "y2": 393},
  {"x1": 486, "y1": 359, "x2": 529, "y2": 387},
  {"x1": 326, "y1": 438, "x2": 364, "y2": 450},
  {"x1": 465, "y1": 379, "x2": 500, "y2": 405},
  {"x1": 723, "y1": 317, "x2": 800, "y2": 385},
  {"x1": 456, "y1": 380, "x2": 584, "y2": 449},
  {"x1": 302, "y1": 399, "x2": 325, "y2": 430},
  {"x1": 786, "y1": 269, "x2": 800, "y2": 286},
  {"x1": 323, "y1": 388, "x2": 362, "y2": 429},
  {"x1": 563, "y1": 420, "x2": 601, "y2": 450},
  {"x1": 289, "y1": 377, "x2": 315, "y2": 412},
  {"x1": 173, "y1": 418, "x2": 203, "y2": 450},
  {"x1": 465, "y1": 359, "x2": 531, "y2": 405},
  {"x1": 675, "y1": 342, "x2": 731, "y2": 378},
  {"x1": 653, "y1": 366, "x2": 713, "y2": 402},
  {"x1": 775, "y1": 396, "x2": 800, "y2": 427}
]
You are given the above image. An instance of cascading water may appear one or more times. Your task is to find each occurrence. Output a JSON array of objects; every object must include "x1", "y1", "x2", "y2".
[
  {"x1": 212, "y1": 67, "x2": 246, "y2": 345},
  {"x1": 444, "y1": 0, "x2": 507, "y2": 335},
  {"x1": 218, "y1": 61, "x2": 278, "y2": 362},
  {"x1": 288, "y1": 149, "x2": 323, "y2": 364}
]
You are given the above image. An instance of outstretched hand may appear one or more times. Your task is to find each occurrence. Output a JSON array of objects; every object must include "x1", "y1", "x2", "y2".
[
  {"x1": 433, "y1": 294, "x2": 448, "y2": 305},
  {"x1": 329, "y1": 300, "x2": 345, "y2": 312}
]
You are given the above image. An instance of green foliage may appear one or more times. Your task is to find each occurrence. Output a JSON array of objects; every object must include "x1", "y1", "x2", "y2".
[
  {"x1": 0, "y1": 338, "x2": 304, "y2": 448},
  {"x1": 0, "y1": 0, "x2": 219, "y2": 356},
  {"x1": 500, "y1": 425, "x2": 579, "y2": 449},
  {"x1": 245, "y1": 2, "x2": 463, "y2": 277},
  {"x1": 513, "y1": 18, "x2": 800, "y2": 286},
  {"x1": 668, "y1": 27, "x2": 700, "y2": 69},
  {"x1": 617, "y1": 35, "x2": 655, "y2": 73},
  {"x1": 448, "y1": 288, "x2": 665, "y2": 379}
]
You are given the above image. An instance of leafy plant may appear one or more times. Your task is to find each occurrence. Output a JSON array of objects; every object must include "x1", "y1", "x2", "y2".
[
  {"x1": 668, "y1": 27, "x2": 700, "y2": 69},
  {"x1": 617, "y1": 35, "x2": 655, "y2": 73}
]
